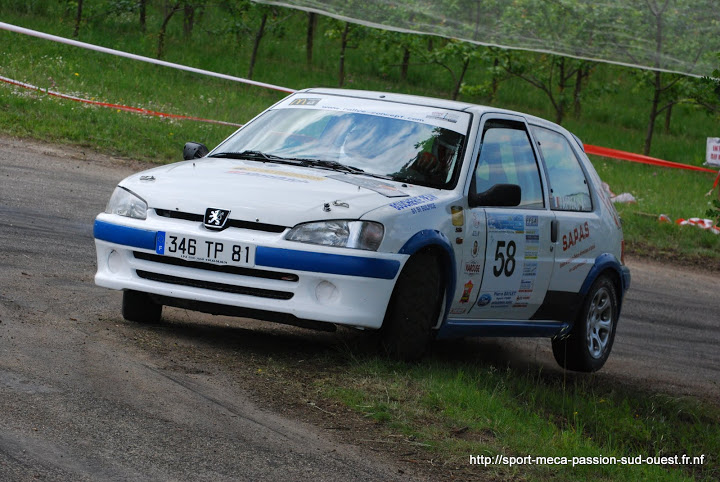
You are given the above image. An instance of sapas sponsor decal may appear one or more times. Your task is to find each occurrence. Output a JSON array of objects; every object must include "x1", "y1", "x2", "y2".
[
  {"x1": 460, "y1": 280, "x2": 474, "y2": 303},
  {"x1": 562, "y1": 222, "x2": 590, "y2": 251}
]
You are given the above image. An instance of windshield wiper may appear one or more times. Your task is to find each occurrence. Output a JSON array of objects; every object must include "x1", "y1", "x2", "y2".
[
  {"x1": 208, "y1": 151, "x2": 396, "y2": 180},
  {"x1": 208, "y1": 150, "x2": 302, "y2": 163},
  {"x1": 299, "y1": 159, "x2": 364, "y2": 173}
]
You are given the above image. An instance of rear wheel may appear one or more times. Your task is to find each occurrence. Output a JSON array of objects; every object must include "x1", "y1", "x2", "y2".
[
  {"x1": 552, "y1": 275, "x2": 618, "y2": 372},
  {"x1": 380, "y1": 252, "x2": 443, "y2": 361},
  {"x1": 122, "y1": 290, "x2": 162, "y2": 323}
]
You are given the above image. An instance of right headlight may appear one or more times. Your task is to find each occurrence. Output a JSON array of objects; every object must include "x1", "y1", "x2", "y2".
[
  {"x1": 105, "y1": 186, "x2": 147, "y2": 220},
  {"x1": 285, "y1": 220, "x2": 384, "y2": 251}
]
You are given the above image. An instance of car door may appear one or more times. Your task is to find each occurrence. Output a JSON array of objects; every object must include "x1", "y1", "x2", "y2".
[
  {"x1": 456, "y1": 116, "x2": 556, "y2": 320},
  {"x1": 530, "y1": 125, "x2": 604, "y2": 295}
]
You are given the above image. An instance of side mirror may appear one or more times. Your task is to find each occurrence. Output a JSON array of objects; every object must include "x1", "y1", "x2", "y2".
[
  {"x1": 469, "y1": 183, "x2": 522, "y2": 207},
  {"x1": 183, "y1": 142, "x2": 209, "y2": 160}
]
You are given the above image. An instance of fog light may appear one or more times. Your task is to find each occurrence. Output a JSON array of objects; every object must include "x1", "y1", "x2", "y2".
[
  {"x1": 107, "y1": 250, "x2": 122, "y2": 273},
  {"x1": 315, "y1": 281, "x2": 340, "y2": 304}
]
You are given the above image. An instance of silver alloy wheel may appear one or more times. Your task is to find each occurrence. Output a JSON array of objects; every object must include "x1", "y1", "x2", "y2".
[{"x1": 585, "y1": 286, "x2": 614, "y2": 359}]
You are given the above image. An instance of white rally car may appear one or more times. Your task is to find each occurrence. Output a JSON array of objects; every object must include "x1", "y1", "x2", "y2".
[{"x1": 94, "y1": 88, "x2": 630, "y2": 371}]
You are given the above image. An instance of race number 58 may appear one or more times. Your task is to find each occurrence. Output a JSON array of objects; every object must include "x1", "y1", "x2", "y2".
[{"x1": 493, "y1": 240, "x2": 516, "y2": 277}]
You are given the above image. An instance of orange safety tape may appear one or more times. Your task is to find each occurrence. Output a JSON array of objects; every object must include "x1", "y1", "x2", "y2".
[
  {"x1": 0, "y1": 75, "x2": 243, "y2": 128},
  {"x1": 584, "y1": 144, "x2": 718, "y2": 174}
]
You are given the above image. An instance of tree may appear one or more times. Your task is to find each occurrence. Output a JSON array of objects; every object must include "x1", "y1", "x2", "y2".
[
  {"x1": 306, "y1": 12, "x2": 317, "y2": 65},
  {"x1": 157, "y1": 1, "x2": 182, "y2": 59},
  {"x1": 627, "y1": 0, "x2": 716, "y2": 155},
  {"x1": 489, "y1": 0, "x2": 602, "y2": 123},
  {"x1": 325, "y1": 20, "x2": 363, "y2": 87},
  {"x1": 73, "y1": 0, "x2": 84, "y2": 37},
  {"x1": 497, "y1": 50, "x2": 590, "y2": 124},
  {"x1": 690, "y1": 54, "x2": 720, "y2": 115}
]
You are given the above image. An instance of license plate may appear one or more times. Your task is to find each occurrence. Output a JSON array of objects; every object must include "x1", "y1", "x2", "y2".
[{"x1": 155, "y1": 232, "x2": 255, "y2": 267}]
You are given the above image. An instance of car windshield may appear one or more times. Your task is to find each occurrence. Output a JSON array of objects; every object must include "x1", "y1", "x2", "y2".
[{"x1": 214, "y1": 106, "x2": 468, "y2": 188}]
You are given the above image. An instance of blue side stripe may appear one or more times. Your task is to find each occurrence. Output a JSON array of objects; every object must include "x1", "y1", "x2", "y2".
[
  {"x1": 436, "y1": 320, "x2": 569, "y2": 339},
  {"x1": 93, "y1": 220, "x2": 157, "y2": 250},
  {"x1": 256, "y1": 247, "x2": 400, "y2": 280}
]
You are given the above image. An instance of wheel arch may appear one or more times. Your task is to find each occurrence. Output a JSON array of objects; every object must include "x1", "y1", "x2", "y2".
[
  {"x1": 580, "y1": 253, "x2": 629, "y2": 315},
  {"x1": 398, "y1": 230, "x2": 456, "y2": 322}
]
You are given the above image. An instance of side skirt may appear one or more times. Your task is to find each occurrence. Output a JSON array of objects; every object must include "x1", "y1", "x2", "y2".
[{"x1": 436, "y1": 319, "x2": 570, "y2": 339}]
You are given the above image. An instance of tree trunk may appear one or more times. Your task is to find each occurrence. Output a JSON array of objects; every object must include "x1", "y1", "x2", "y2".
[
  {"x1": 183, "y1": 4, "x2": 195, "y2": 39},
  {"x1": 400, "y1": 47, "x2": 411, "y2": 81},
  {"x1": 555, "y1": 57, "x2": 566, "y2": 124},
  {"x1": 138, "y1": 0, "x2": 146, "y2": 33},
  {"x1": 573, "y1": 66, "x2": 584, "y2": 118},
  {"x1": 157, "y1": 2, "x2": 181, "y2": 59},
  {"x1": 339, "y1": 22, "x2": 350, "y2": 87},
  {"x1": 248, "y1": 14, "x2": 268, "y2": 79},
  {"x1": 490, "y1": 56, "x2": 500, "y2": 103},
  {"x1": 644, "y1": 71, "x2": 663, "y2": 155},
  {"x1": 452, "y1": 57, "x2": 470, "y2": 100},
  {"x1": 73, "y1": 0, "x2": 83, "y2": 37},
  {"x1": 306, "y1": 12, "x2": 317, "y2": 65}
]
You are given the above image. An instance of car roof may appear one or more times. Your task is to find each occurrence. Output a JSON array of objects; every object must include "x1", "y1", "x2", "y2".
[{"x1": 299, "y1": 88, "x2": 577, "y2": 144}]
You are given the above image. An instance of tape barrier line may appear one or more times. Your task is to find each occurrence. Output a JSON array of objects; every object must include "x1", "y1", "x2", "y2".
[
  {"x1": 0, "y1": 74, "x2": 244, "y2": 127},
  {"x1": 584, "y1": 144, "x2": 718, "y2": 174},
  {"x1": 0, "y1": 22, "x2": 297, "y2": 94}
]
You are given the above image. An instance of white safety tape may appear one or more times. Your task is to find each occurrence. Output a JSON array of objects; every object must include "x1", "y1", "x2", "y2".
[{"x1": 0, "y1": 22, "x2": 297, "y2": 94}]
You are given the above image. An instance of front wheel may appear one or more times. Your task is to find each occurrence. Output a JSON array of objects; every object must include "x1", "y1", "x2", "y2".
[
  {"x1": 122, "y1": 290, "x2": 162, "y2": 324},
  {"x1": 552, "y1": 275, "x2": 618, "y2": 372},
  {"x1": 380, "y1": 252, "x2": 443, "y2": 361}
]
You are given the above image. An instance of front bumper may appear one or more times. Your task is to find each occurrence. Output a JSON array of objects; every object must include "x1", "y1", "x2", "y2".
[{"x1": 93, "y1": 213, "x2": 404, "y2": 329}]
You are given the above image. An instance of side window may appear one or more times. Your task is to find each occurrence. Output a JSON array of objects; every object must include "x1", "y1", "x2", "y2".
[
  {"x1": 475, "y1": 120, "x2": 544, "y2": 208},
  {"x1": 532, "y1": 126, "x2": 592, "y2": 212}
]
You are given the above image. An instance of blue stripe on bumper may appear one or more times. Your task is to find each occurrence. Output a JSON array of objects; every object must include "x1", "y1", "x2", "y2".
[
  {"x1": 94, "y1": 220, "x2": 400, "y2": 280},
  {"x1": 256, "y1": 247, "x2": 400, "y2": 280},
  {"x1": 94, "y1": 219, "x2": 157, "y2": 251}
]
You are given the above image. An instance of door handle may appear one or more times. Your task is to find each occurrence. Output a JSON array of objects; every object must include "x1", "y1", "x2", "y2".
[{"x1": 551, "y1": 219, "x2": 559, "y2": 243}]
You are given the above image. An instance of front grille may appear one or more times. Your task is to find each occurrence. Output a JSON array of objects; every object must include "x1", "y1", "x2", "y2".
[
  {"x1": 133, "y1": 252, "x2": 298, "y2": 282},
  {"x1": 136, "y1": 270, "x2": 294, "y2": 300},
  {"x1": 155, "y1": 209, "x2": 287, "y2": 233}
]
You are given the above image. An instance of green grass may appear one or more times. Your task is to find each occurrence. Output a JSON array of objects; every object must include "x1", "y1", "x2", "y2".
[{"x1": 317, "y1": 354, "x2": 718, "y2": 481}]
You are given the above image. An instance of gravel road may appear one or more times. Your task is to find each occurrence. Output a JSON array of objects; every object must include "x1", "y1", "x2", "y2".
[{"x1": 1, "y1": 135, "x2": 718, "y2": 480}]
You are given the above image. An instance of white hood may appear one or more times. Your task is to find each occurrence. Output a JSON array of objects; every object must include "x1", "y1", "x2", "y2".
[{"x1": 119, "y1": 159, "x2": 428, "y2": 227}]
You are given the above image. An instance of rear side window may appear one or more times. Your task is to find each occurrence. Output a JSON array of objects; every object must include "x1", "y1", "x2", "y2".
[
  {"x1": 532, "y1": 126, "x2": 592, "y2": 212},
  {"x1": 475, "y1": 120, "x2": 544, "y2": 209}
]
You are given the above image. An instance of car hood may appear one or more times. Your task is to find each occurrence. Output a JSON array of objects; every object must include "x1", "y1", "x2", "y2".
[{"x1": 119, "y1": 158, "x2": 430, "y2": 227}]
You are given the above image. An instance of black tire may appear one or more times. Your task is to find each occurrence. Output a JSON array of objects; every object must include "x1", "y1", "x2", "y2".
[
  {"x1": 122, "y1": 290, "x2": 162, "y2": 323},
  {"x1": 380, "y1": 252, "x2": 443, "y2": 361},
  {"x1": 552, "y1": 275, "x2": 618, "y2": 372}
]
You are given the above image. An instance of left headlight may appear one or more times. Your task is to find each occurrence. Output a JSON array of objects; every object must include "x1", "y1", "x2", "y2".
[
  {"x1": 285, "y1": 220, "x2": 384, "y2": 251},
  {"x1": 105, "y1": 186, "x2": 148, "y2": 220}
]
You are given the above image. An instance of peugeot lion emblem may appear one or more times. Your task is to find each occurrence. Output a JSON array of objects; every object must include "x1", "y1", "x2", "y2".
[{"x1": 204, "y1": 208, "x2": 230, "y2": 230}]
